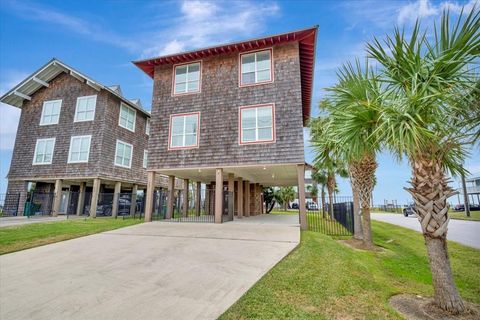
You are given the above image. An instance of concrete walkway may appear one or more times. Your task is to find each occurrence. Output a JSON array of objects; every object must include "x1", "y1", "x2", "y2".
[
  {"x1": 0, "y1": 215, "x2": 83, "y2": 228},
  {"x1": 0, "y1": 215, "x2": 299, "y2": 320},
  {"x1": 371, "y1": 213, "x2": 480, "y2": 249}
]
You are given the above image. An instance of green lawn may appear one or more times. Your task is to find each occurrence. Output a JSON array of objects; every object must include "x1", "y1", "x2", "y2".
[
  {"x1": 449, "y1": 210, "x2": 480, "y2": 221},
  {"x1": 220, "y1": 220, "x2": 479, "y2": 319},
  {"x1": 270, "y1": 209, "x2": 298, "y2": 215},
  {"x1": 0, "y1": 218, "x2": 143, "y2": 254}
]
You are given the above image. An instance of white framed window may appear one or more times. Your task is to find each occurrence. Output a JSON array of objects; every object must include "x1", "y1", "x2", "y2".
[
  {"x1": 146, "y1": 118, "x2": 150, "y2": 135},
  {"x1": 240, "y1": 49, "x2": 273, "y2": 86},
  {"x1": 115, "y1": 140, "x2": 133, "y2": 168},
  {"x1": 74, "y1": 95, "x2": 97, "y2": 122},
  {"x1": 39, "y1": 99, "x2": 62, "y2": 125},
  {"x1": 68, "y1": 135, "x2": 92, "y2": 163},
  {"x1": 239, "y1": 104, "x2": 275, "y2": 144},
  {"x1": 119, "y1": 103, "x2": 136, "y2": 132},
  {"x1": 173, "y1": 62, "x2": 201, "y2": 95},
  {"x1": 33, "y1": 138, "x2": 55, "y2": 165},
  {"x1": 169, "y1": 113, "x2": 200, "y2": 149},
  {"x1": 143, "y1": 150, "x2": 148, "y2": 168}
]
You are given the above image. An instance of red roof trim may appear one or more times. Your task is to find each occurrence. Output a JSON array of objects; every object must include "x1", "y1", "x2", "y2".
[{"x1": 133, "y1": 26, "x2": 318, "y2": 126}]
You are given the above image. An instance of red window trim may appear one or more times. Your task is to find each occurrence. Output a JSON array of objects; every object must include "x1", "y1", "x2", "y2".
[
  {"x1": 168, "y1": 112, "x2": 201, "y2": 150},
  {"x1": 171, "y1": 61, "x2": 202, "y2": 97},
  {"x1": 238, "y1": 103, "x2": 276, "y2": 145},
  {"x1": 238, "y1": 48, "x2": 274, "y2": 88}
]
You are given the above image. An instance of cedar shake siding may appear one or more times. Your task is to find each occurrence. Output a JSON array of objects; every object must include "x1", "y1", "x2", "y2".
[
  {"x1": 149, "y1": 42, "x2": 305, "y2": 169},
  {"x1": 7, "y1": 72, "x2": 149, "y2": 186}
]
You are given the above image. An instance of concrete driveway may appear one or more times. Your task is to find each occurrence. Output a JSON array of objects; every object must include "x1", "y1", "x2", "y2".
[
  {"x1": 371, "y1": 213, "x2": 480, "y2": 249},
  {"x1": 0, "y1": 215, "x2": 299, "y2": 320}
]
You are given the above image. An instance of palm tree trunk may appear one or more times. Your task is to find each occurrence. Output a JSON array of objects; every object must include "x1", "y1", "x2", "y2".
[
  {"x1": 352, "y1": 185, "x2": 363, "y2": 240},
  {"x1": 349, "y1": 154, "x2": 377, "y2": 248},
  {"x1": 461, "y1": 173, "x2": 470, "y2": 217},
  {"x1": 406, "y1": 155, "x2": 465, "y2": 313},
  {"x1": 327, "y1": 174, "x2": 335, "y2": 218},
  {"x1": 321, "y1": 187, "x2": 326, "y2": 218}
]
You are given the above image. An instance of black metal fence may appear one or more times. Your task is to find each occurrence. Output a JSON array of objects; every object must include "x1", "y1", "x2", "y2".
[
  {"x1": 0, "y1": 193, "x2": 21, "y2": 217},
  {"x1": 307, "y1": 196, "x2": 355, "y2": 236}
]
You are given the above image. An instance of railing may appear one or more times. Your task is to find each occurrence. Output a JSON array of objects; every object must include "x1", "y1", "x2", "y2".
[
  {"x1": 306, "y1": 196, "x2": 354, "y2": 236},
  {"x1": 0, "y1": 193, "x2": 21, "y2": 217}
]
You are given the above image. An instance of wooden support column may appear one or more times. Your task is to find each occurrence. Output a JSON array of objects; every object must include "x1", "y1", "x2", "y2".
[
  {"x1": 237, "y1": 178, "x2": 243, "y2": 218},
  {"x1": 52, "y1": 179, "x2": 63, "y2": 217},
  {"x1": 166, "y1": 175, "x2": 175, "y2": 219},
  {"x1": 144, "y1": 172, "x2": 155, "y2": 222},
  {"x1": 90, "y1": 178, "x2": 101, "y2": 218},
  {"x1": 183, "y1": 179, "x2": 189, "y2": 217},
  {"x1": 297, "y1": 164, "x2": 307, "y2": 230},
  {"x1": 255, "y1": 183, "x2": 260, "y2": 215},
  {"x1": 244, "y1": 180, "x2": 250, "y2": 217},
  {"x1": 76, "y1": 182, "x2": 86, "y2": 216},
  {"x1": 205, "y1": 184, "x2": 211, "y2": 215},
  {"x1": 195, "y1": 182, "x2": 201, "y2": 216},
  {"x1": 112, "y1": 181, "x2": 121, "y2": 218},
  {"x1": 130, "y1": 184, "x2": 138, "y2": 217},
  {"x1": 228, "y1": 173, "x2": 234, "y2": 218},
  {"x1": 215, "y1": 168, "x2": 223, "y2": 223}
]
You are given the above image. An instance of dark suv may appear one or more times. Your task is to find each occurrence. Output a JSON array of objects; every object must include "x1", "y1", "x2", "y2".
[{"x1": 403, "y1": 204, "x2": 415, "y2": 217}]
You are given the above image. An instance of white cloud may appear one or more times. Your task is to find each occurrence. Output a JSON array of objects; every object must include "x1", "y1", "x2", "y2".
[
  {"x1": 397, "y1": 0, "x2": 478, "y2": 24},
  {"x1": 0, "y1": 71, "x2": 26, "y2": 151},
  {"x1": 141, "y1": 0, "x2": 281, "y2": 58}
]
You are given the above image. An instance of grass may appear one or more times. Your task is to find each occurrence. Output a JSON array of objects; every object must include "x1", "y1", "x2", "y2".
[
  {"x1": 270, "y1": 209, "x2": 298, "y2": 215},
  {"x1": 374, "y1": 209, "x2": 480, "y2": 221},
  {"x1": 220, "y1": 220, "x2": 480, "y2": 319},
  {"x1": 0, "y1": 217, "x2": 143, "y2": 254}
]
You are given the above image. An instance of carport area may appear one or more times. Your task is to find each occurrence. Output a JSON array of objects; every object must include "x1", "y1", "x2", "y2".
[{"x1": 0, "y1": 214, "x2": 299, "y2": 320}]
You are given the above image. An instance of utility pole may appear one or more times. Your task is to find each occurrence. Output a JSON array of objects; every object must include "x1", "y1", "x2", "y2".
[{"x1": 461, "y1": 173, "x2": 470, "y2": 218}]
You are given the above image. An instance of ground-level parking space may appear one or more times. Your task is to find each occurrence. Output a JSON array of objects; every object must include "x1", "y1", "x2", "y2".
[
  {"x1": 0, "y1": 215, "x2": 299, "y2": 320},
  {"x1": 371, "y1": 213, "x2": 480, "y2": 249}
]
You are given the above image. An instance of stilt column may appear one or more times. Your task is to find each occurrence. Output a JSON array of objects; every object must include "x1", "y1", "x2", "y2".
[
  {"x1": 145, "y1": 172, "x2": 156, "y2": 222},
  {"x1": 244, "y1": 180, "x2": 250, "y2": 217},
  {"x1": 297, "y1": 164, "x2": 307, "y2": 230},
  {"x1": 112, "y1": 181, "x2": 121, "y2": 218},
  {"x1": 195, "y1": 182, "x2": 201, "y2": 216},
  {"x1": 130, "y1": 184, "x2": 138, "y2": 217},
  {"x1": 183, "y1": 179, "x2": 189, "y2": 217},
  {"x1": 52, "y1": 179, "x2": 63, "y2": 217},
  {"x1": 90, "y1": 178, "x2": 101, "y2": 218},
  {"x1": 76, "y1": 182, "x2": 86, "y2": 216},
  {"x1": 215, "y1": 168, "x2": 223, "y2": 223},
  {"x1": 237, "y1": 178, "x2": 243, "y2": 218},
  {"x1": 166, "y1": 175, "x2": 175, "y2": 219}
]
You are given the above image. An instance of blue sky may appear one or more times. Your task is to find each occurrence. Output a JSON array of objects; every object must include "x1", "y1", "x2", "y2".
[{"x1": 0, "y1": 0, "x2": 478, "y2": 204}]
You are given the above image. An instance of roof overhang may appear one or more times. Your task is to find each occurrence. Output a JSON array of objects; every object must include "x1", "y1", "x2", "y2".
[
  {"x1": 133, "y1": 26, "x2": 318, "y2": 125},
  {"x1": 0, "y1": 58, "x2": 150, "y2": 117}
]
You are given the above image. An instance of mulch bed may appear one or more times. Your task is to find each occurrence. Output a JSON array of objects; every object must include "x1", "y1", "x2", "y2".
[{"x1": 390, "y1": 294, "x2": 479, "y2": 320}]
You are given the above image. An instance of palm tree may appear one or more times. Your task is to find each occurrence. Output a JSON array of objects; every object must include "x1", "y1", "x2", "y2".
[
  {"x1": 367, "y1": 9, "x2": 479, "y2": 313},
  {"x1": 310, "y1": 115, "x2": 349, "y2": 219},
  {"x1": 311, "y1": 168, "x2": 328, "y2": 216},
  {"x1": 324, "y1": 60, "x2": 384, "y2": 247},
  {"x1": 306, "y1": 184, "x2": 318, "y2": 202},
  {"x1": 277, "y1": 187, "x2": 295, "y2": 211}
]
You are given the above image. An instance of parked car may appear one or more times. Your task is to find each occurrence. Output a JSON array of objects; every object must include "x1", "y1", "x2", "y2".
[
  {"x1": 454, "y1": 204, "x2": 480, "y2": 211},
  {"x1": 403, "y1": 204, "x2": 415, "y2": 217},
  {"x1": 85, "y1": 198, "x2": 134, "y2": 216},
  {"x1": 290, "y1": 203, "x2": 299, "y2": 209},
  {"x1": 306, "y1": 201, "x2": 318, "y2": 211}
]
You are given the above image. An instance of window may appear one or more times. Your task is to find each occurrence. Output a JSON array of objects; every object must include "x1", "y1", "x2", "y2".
[
  {"x1": 169, "y1": 113, "x2": 199, "y2": 149},
  {"x1": 146, "y1": 118, "x2": 150, "y2": 135},
  {"x1": 119, "y1": 103, "x2": 136, "y2": 132},
  {"x1": 240, "y1": 104, "x2": 275, "y2": 144},
  {"x1": 240, "y1": 49, "x2": 272, "y2": 86},
  {"x1": 143, "y1": 150, "x2": 148, "y2": 168},
  {"x1": 68, "y1": 135, "x2": 92, "y2": 163},
  {"x1": 40, "y1": 100, "x2": 62, "y2": 125},
  {"x1": 33, "y1": 138, "x2": 55, "y2": 165},
  {"x1": 173, "y1": 62, "x2": 201, "y2": 94},
  {"x1": 115, "y1": 140, "x2": 133, "y2": 168},
  {"x1": 74, "y1": 95, "x2": 97, "y2": 122}
]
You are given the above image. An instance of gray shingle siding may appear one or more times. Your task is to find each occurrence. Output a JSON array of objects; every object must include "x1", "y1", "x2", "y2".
[
  {"x1": 6, "y1": 72, "x2": 149, "y2": 187},
  {"x1": 149, "y1": 42, "x2": 305, "y2": 169}
]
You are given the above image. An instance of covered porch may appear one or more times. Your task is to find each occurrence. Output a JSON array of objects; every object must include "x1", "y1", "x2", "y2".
[{"x1": 144, "y1": 163, "x2": 308, "y2": 229}]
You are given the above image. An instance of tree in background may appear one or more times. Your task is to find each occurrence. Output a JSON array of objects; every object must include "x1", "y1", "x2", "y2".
[
  {"x1": 276, "y1": 187, "x2": 296, "y2": 211},
  {"x1": 367, "y1": 8, "x2": 479, "y2": 313},
  {"x1": 311, "y1": 169, "x2": 328, "y2": 217},
  {"x1": 262, "y1": 187, "x2": 276, "y2": 214}
]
